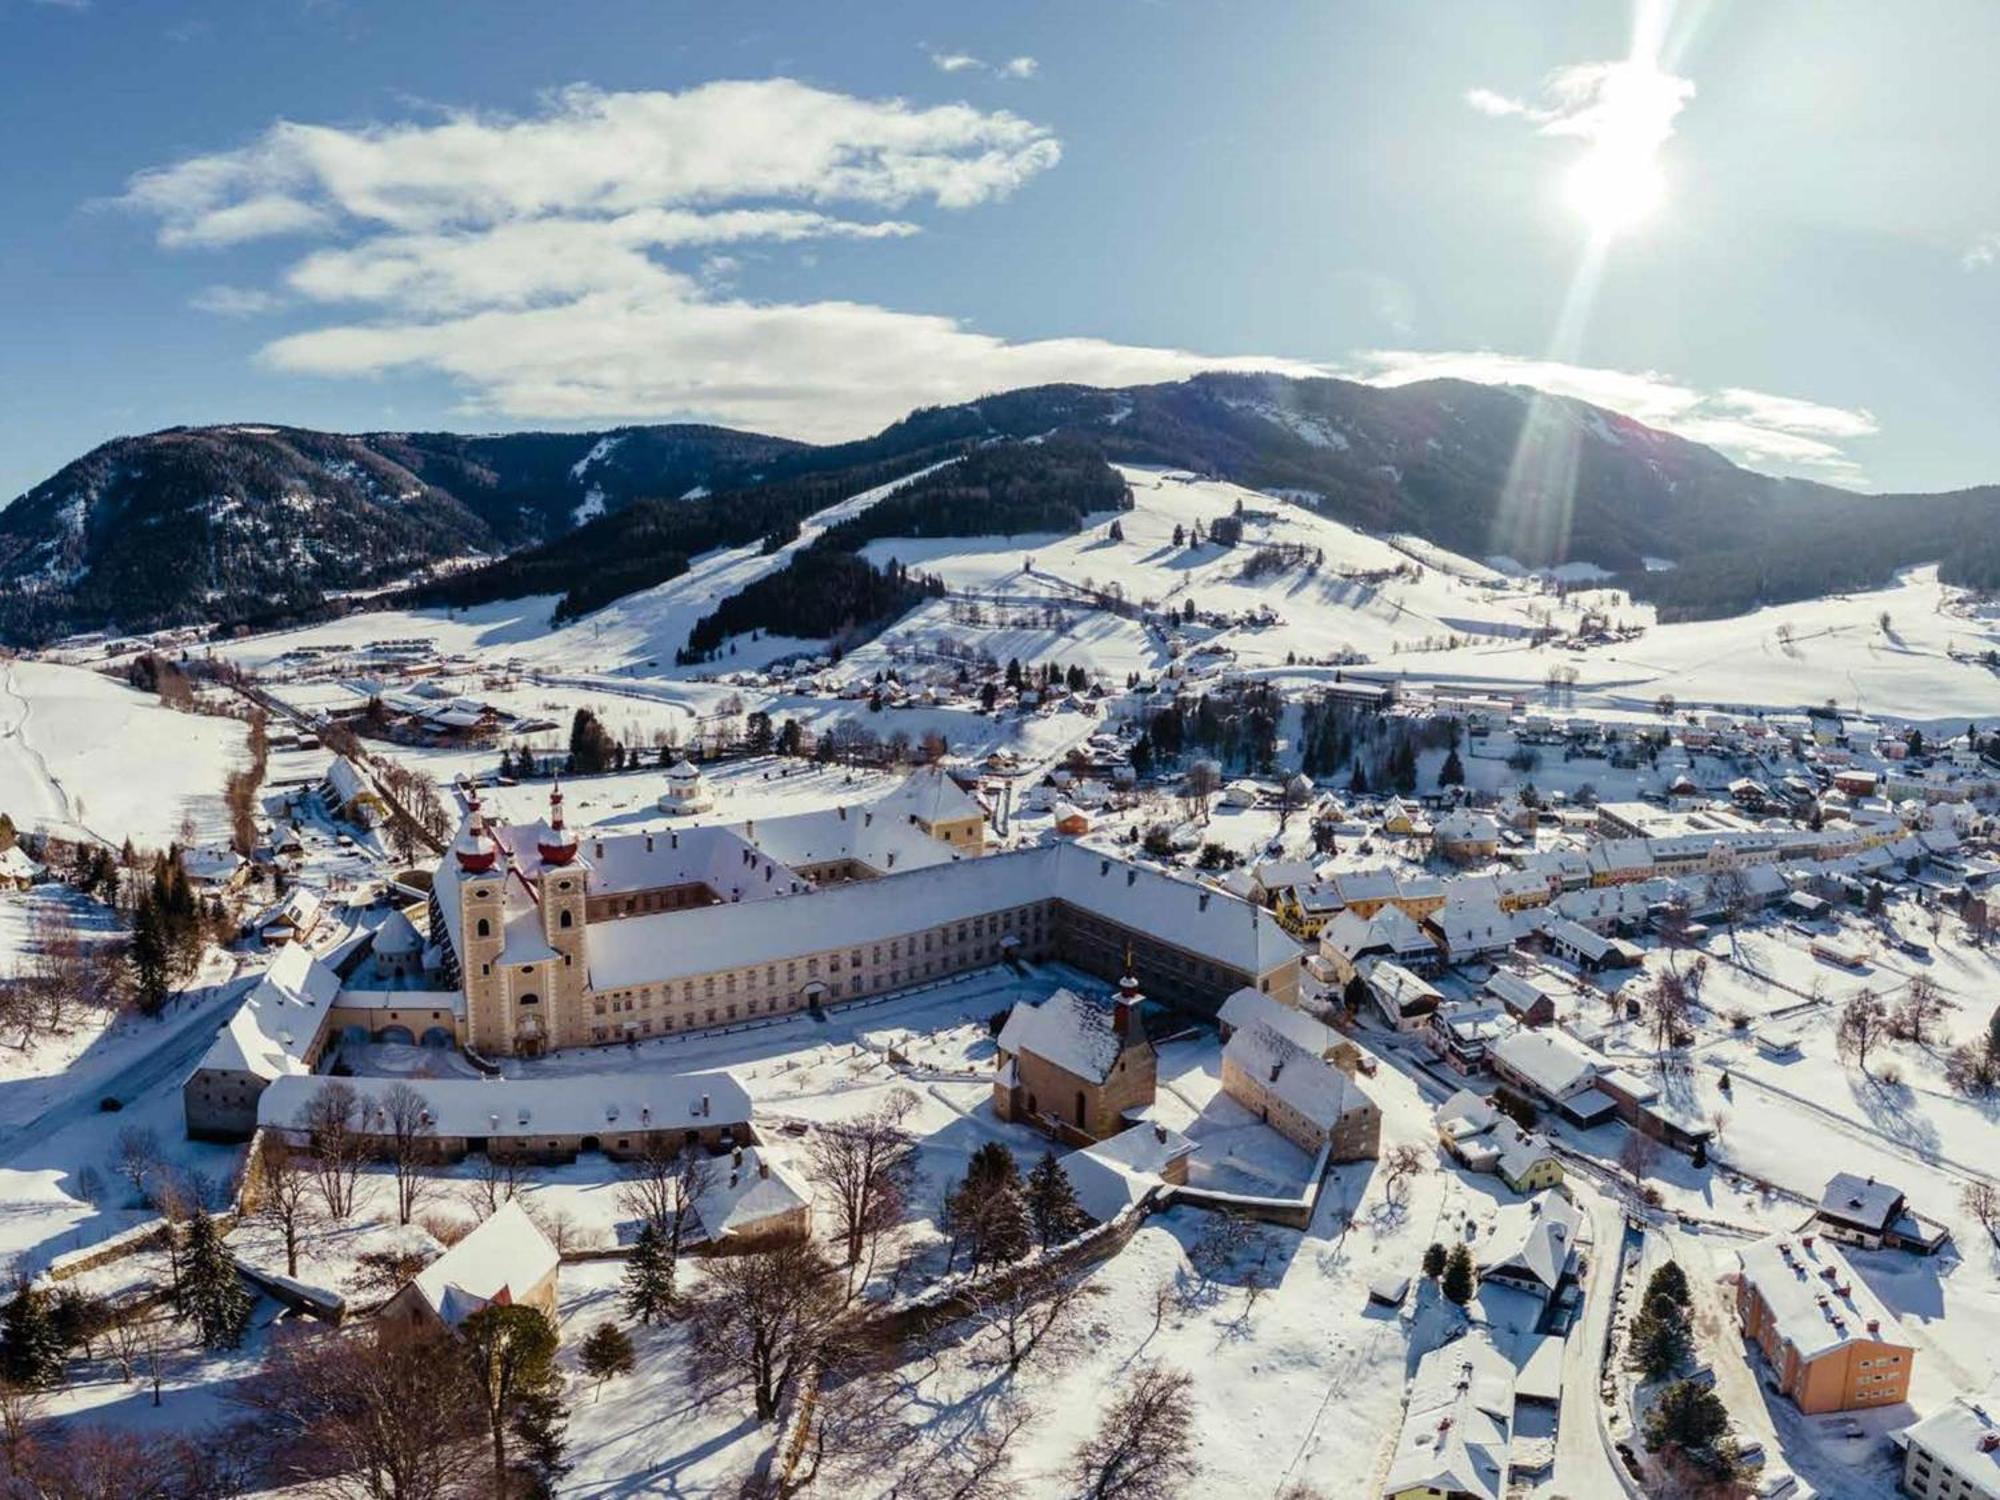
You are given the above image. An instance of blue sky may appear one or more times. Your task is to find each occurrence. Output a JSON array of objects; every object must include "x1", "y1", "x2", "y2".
[{"x1": 5, "y1": 0, "x2": 1999, "y2": 502}]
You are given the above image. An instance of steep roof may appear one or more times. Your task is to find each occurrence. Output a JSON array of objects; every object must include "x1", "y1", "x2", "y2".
[
  {"x1": 1383, "y1": 1333, "x2": 1516, "y2": 1500},
  {"x1": 693, "y1": 1148, "x2": 813, "y2": 1239},
  {"x1": 997, "y1": 988, "x2": 1125, "y2": 1083},
  {"x1": 1817, "y1": 1171, "x2": 1905, "y2": 1232},
  {"x1": 1218, "y1": 986, "x2": 1335, "y2": 1055},
  {"x1": 408, "y1": 1201, "x2": 557, "y2": 1328},
  {"x1": 1224, "y1": 1020, "x2": 1367, "y2": 1132},
  {"x1": 1479, "y1": 1189, "x2": 1580, "y2": 1292},
  {"x1": 193, "y1": 944, "x2": 341, "y2": 1080}
]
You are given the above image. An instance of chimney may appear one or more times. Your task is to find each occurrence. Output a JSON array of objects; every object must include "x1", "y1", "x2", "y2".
[
  {"x1": 1867, "y1": 1319, "x2": 1880, "y2": 1336},
  {"x1": 702, "y1": 1092, "x2": 711, "y2": 1117},
  {"x1": 1268, "y1": 1062, "x2": 1282, "y2": 1083},
  {"x1": 729, "y1": 1170, "x2": 739, "y2": 1188},
  {"x1": 672, "y1": 831, "x2": 679, "y2": 849},
  {"x1": 1153, "y1": 1122, "x2": 1167, "y2": 1144},
  {"x1": 758, "y1": 1158, "x2": 770, "y2": 1179},
  {"x1": 640, "y1": 1106, "x2": 651, "y2": 1125},
  {"x1": 645, "y1": 833, "x2": 654, "y2": 853},
  {"x1": 733, "y1": 1146, "x2": 744, "y2": 1169}
]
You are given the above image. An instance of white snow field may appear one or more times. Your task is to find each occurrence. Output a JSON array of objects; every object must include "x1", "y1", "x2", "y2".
[
  {"x1": 198, "y1": 463, "x2": 2000, "y2": 729},
  {"x1": 0, "y1": 659, "x2": 250, "y2": 849}
]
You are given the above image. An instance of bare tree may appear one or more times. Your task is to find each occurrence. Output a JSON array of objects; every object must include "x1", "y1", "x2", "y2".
[
  {"x1": 112, "y1": 1125, "x2": 161, "y2": 1207},
  {"x1": 1837, "y1": 990, "x2": 1889, "y2": 1077},
  {"x1": 1380, "y1": 1143, "x2": 1428, "y2": 1206},
  {"x1": 614, "y1": 1137, "x2": 711, "y2": 1256},
  {"x1": 805, "y1": 1092, "x2": 918, "y2": 1286},
  {"x1": 1180, "y1": 763, "x2": 1221, "y2": 826},
  {"x1": 256, "y1": 1136, "x2": 324, "y2": 1279},
  {"x1": 1963, "y1": 1180, "x2": 2000, "y2": 1246},
  {"x1": 969, "y1": 1263, "x2": 1102, "y2": 1374},
  {"x1": 0, "y1": 1379, "x2": 44, "y2": 1482},
  {"x1": 1895, "y1": 973, "x2": 1951, "y2": 1046},
  {"x1": 379, "y1": 1083, "x2": 438, "y2": 1227},
  {"x1": 897, "y1": 1393, "x2": 1033, "y2": 1500},
  {"x1": 460, "y1": 1152, "x2": 529, "y2": 1219},
  {"x1": 688, "y1": 1236, "x2": 847, "y2": 1422},
  {"x1": 1646, "y1": 969, "x2": 1694, "y2": 1060},
  {"x1": 1069, "y1": 1361, "x2": 1200, "y2": 1500},
  {"x1": 1617, "y1": 1130, "x2": 1660, "y2": 1182},
  {"x1": 239, "y1": 1321, "x2": 485, "y2": 1500},
  {"x1": 299, "y1": 1082, "x2": 367, "y2": 1219}
]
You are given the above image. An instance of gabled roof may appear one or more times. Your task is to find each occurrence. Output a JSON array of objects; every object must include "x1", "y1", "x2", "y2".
[
  {"x1": 1218, "y1": 986, "x2": 1335, "y2": 1055},
  {"x1": 1736, "y1": 1232, "x2": 1908, "y2": 1360},
  {"x1": 997, "y1": 988, "x2": 1126, "y2": 1083},
  {"x1": 193, "y1": 944, "x2": 341, "y2": 1080},
  {"x1": 408, "y1": 1201, "x2": 557, "y2": 1328},
  {"x1": 1479, "y1": 1189, "x2": 1580, "y2": 1292},
  {"x1": 1224, "y1": 1020, "x2": 1368, "y2": 1131},
  {"x1": 1816, "y1": 1171, "x2": 1905, "y2": 1232},
  {"x1": 1384, "y1": 1333, "x2": 1516, "y2": 1500},
  {"x1": 693, "y1": 1148, "x2": 813, "y2": 1239},
  {"x1": 1490, "y1": 1028, "x2": 1603, "y2": 1100}
]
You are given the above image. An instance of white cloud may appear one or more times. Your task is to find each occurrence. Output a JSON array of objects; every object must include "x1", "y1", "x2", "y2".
[
  {"x1": 121, "y1": 80, "x2": 1061, "y2": 246},
  {"x1": 125, "y1": 81, "x2": 1314, "y2": 442},
  {"x1": 189, "y1": 284, "x2": 288, "y2": 317},
  {"x1": 1355, "y1": 349, "x2": 1876, "y2": 481},
  {"x1": 926, "y1": 48, "x2": 1039, "y2": 80},
  {"x1": 1963, "y1": 233, "x2": 2000, "y2": 270}
]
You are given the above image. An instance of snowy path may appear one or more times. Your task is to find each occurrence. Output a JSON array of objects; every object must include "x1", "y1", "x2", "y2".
[{"x1": 0, "y1": 661, "x2": 102, "y2": 844}]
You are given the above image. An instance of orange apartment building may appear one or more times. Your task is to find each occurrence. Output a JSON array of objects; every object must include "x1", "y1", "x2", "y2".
[{"x1": 1733, "y1": 1232, "x2": 1915, "y2": 1414}]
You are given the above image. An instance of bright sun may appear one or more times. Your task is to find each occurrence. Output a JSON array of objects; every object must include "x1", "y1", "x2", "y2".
[{"x1": 1566, "y1": 146, "x2": 1664, "y2": 236}]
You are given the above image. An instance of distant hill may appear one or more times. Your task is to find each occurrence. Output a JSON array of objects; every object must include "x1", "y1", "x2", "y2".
[{"x1": 7, "y1": 374, "x2": 2000, "y2": 645}]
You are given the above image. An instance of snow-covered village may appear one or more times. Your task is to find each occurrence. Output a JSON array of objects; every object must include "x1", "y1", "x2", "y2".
[{"x1": 7, "y1": 6, "x2": 2000, "y2": 1498}]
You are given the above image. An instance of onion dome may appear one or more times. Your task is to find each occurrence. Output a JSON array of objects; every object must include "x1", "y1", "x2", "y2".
[
  {"x1": 537, "y1": 779, "x2": 579, "y2": 867},
  {"x1": 454, "y1": 797, "x2": 499, "y2": 874}
]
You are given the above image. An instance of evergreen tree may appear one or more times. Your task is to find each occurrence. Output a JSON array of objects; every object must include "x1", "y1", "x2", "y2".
[
  {"x1": 1441, "y1": 1244, "x2": 1476, "y2": 1305},
  {"x1": 179, "y1": 1211, "x2": 253, "y2": 1349},
  {"x1": 622, "y1": 1221, "x2": 675, "y2": 1325},
  {"x1": 2, "y1": 1281, "x2": 66, "y2": 1389},
  {"x1": 128, "y1": 891, "x2": 173, "y2": 1014},
  {"x1": 1421, "y1": 1242, "x2": 1447, "y2": 1279},
  {"x1": 579, "y1": 1321, "x2": 636, "y2": 1400},
  {"x1": 1025, "y1": 1148, "x2": 1089, "y2": 1247},
  {"x1": 1438, "y1": 747, "x2": 1465, "y2": 788},
  {"x1": 460, "y1": 1304, "x2": 567, "y2": 1494},
  {"x1": 1645, "y1": 1261, "x2": 1691, "y2": 1308},
  {"x1": 1628, "y1": 1296, "x2": 1694, "y2": 1379},
  {"x1": 1645, "y1": 1378, "x2": 1732, "y2": 1461}
]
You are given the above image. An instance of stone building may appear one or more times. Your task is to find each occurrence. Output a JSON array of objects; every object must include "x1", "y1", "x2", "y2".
[
  {"x1": 381, "y1": 1201, "x2": 559, "y2": 1332},
  {"x1": 1220, "y1": 1019, "x2": 1380, "y2": 1160},
  {"x1": 993, "y1": 980, "x2": 1156, "y2": 1143}
]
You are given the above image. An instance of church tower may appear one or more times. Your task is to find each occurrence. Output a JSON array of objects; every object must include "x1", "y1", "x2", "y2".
[
  {"x1": 454, "y1": 789, "x2": 509, "y2": 1054},
  {"x1": 535, "y1": 781, "x2": 590, "y2": 1048}
]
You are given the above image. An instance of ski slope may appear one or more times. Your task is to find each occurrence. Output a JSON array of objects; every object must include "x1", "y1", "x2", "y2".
[{"x1": 0, "y1": 660, "x2": 249, "y2": 850}]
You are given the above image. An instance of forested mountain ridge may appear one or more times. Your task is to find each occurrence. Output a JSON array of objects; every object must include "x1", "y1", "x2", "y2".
[{"x1": 7, "y1": 373, "x2": 2000, "y2": 644}]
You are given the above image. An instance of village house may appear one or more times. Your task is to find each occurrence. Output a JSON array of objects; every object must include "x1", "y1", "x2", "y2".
[
  {"x1": 1733, "y1": 1232, "x2": 1915, "y2": 1413},
  {"x1": 1434, "y1": 1091, "x2": 1564, "y2": 1195},
  {"x1": 382, "y1": 1200, "x2": 560, "y2": 1332},
  {"x1": 322, "y1": 756, "x2": 388, "y2": 829},
  {"x1": 1483, "y1": 969, "x2": 1559, "y2": 1028},
  {"x1": 1899, "y1": 1381, "x2": 2000, "y2": 1500},
  {"x1": 692, "y1": 1146, "x2": 814, "y2": 1246},
  {"x1": 1812, "y1": 1171, "x2": 1950, "y2": 1255},
  {"x1": 1058, "y1": 1120, "x2": 1199, "y2": 1225},
  {"x1": 994, "y1": 980, "x2": 1157, "y2": 1143},
  {"x1": 1217, "y1": 985, "x2": 1339, "y2": 1057},
  {"x1": 1434, "y1": 809, "x2": 1500, "y2": 864},
  {"x1": 1382, "y1": 1333, "x2": 1517, "y2": 1500},
  {"x1": 1321, "y1": 904, "x2": 1441, "y2": 983},
  {"x1": 253, "y1": 885, "x2": 323, "y2": 949},
  {"x1": 1477, "y1": 1189, "x2": 1581, "y2": 1306},
  {"x1": 1361, "y1": 959, "x2": 1444, "y2": 1033},
  {"x1": 180, "y1": 844, "x2": 250, "y2": 892},
  {"x1": 0, "y1": 845, "x2": 43, "y2": 890},
  {"x1": 1220, "y1": 1019, "x2": 1380, "y2": 1160},
  {"x1": 1427, "y1": 997, "x2": 1511, "y2": 1073},
  {"x1": 182, "y1": 944, "x2": 345, "y2": 1140},
  {"x1": 1424, "y1": 899, "x2": 1520, "y2": 965}
]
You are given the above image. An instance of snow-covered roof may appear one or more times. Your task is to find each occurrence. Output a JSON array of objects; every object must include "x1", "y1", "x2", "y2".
[
  {"x1": 193, "y1": 944, "x2": 342, "y2": 1080},
  {"x1": 997, "y1": 988, "x2": 1126, "y2": 1083},
  {"x1": 1901, "y1": 1382, "x2": 2000, "y2": 1500},
  {"x1": 1816, "y1": 1171, "x2": 1907, "y2": 1232},
  {"x1": 1436, "y1": 810, "x2": 1500, "y2": 843},
  {"x1": 1490, "y1": 1028, "x2": 1604, "y2": 1101},
  {"x1": 1483, "y1": 969, "x2": 1559, "y2": 1015},
  {"x1": 408, "y1": 1201, "x2": 557, "y2": 1328},
  {"x1": 325, "y1": 756, "x2": 375, "y2": 807},
  {"x1": 1736, "y1": 1232, "x2": 1908, "y2": 1361},
  {"x1": 369, "y1": 906, "x2": 424, "y2": 957},
  {"x1": 1479, "y1": 1190, "x2": 1580, "y2": 1292},
  {"x1": 1321, "y1": 902, "x2": 1435, "y2": 962},
  {"x1": 1362, "y1": 960, "x2": 1441, "y2": 1018},
  {"x1": 180, "y1": 845, "x2": 245, "y2": 883},
  {"x1": 1435, "y1": 1088, "x2": 1499, "y2": 1141},
  {"x1": 0, "y1": 846, "x2": 43, "y2": 880},
  {"x1": 666, "y1": 758, "x2": 704, "y2": 783},
  {"x1": 693, "y1": 1148, "x2": 812, "y2": 1240},
  {"x1": 1224, "y1": 1020, "x2": 1367, "y2": 1132},
  {"x1": 257, "y1": 1068, "x2": 753, "y2": 1138},
  {"x1": 1218, "y1": 986, "x2": 1335, "y2": 1055},
  {"x1": 867, "y1": 765, "x2": 985, "y2": 829},
  {"x1": 1081, "y1": 1119, "x2": 1196, "y2": 1176},
  {"x1": 1384, "y1": 1333, "x2": 1516, "y2": 1500},
  {"x1": 1057, "y1": 1146, "x2": 1156, "y2": 1226}
]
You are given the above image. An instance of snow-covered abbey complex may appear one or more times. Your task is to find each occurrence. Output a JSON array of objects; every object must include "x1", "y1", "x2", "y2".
[{"x1": 429, "y1": 768, "x2": 1302, "y2": 1059}]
